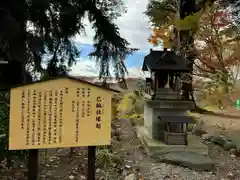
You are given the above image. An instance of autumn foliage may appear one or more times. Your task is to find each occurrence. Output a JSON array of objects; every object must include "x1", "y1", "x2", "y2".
[
  {"x1": 148, "y1": 2, "x2": 240, "y2": 85},
  {"x1": 211, "y1": 10, "x2": 231, "y2": 28},
  {"x1": 148, "y1": 27, "x2": 172, "y2": 48},
  {"x1": 195, "y1": 3, "x2": 240, "y2": 81},
  {"x1": 147, "y1": 1, "x2": 240, "y2": 107},
  {"x1": 193, "y1": 2, "x2": 240, "y2": 106}
]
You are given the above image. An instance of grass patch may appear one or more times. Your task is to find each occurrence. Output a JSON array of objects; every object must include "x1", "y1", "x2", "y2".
[
  {"x1": 202, "y1": 105, "x2": 219, "y2": 112},
  {"x1": 187, "y1": 111, "x2": 201, "y2": 118}
]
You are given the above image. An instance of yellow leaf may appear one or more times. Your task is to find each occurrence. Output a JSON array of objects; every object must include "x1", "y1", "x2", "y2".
[{"x1": 174, "y1": 12, "x2": 202, "y2": 31}]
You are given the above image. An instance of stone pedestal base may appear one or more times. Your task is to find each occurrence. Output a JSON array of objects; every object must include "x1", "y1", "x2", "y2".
[
  {"x1": 164, "y1": 131, "x2": 187, "y2": 145},
  {"x1": 137, "y1": 126, "x2": 208, "y2": 156},
  {"x1": 144, "y1": 99, "x2": 195, "y2": 142}
]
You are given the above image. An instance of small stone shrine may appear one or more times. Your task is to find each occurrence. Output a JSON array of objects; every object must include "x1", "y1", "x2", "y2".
[
  {"x1": 137, "y1": 48, "x2": 212, "y2": 170},
  {"x1": 142, "y1": 48, "x2": 195, "y2": 145}
]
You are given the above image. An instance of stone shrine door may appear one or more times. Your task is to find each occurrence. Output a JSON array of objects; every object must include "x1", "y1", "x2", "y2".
[{"x1": 169, "y1": 123, "x2": 185, "y2": 133}]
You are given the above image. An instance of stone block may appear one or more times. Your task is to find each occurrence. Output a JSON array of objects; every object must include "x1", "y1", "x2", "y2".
[
  {"x1": 160, "y1": 151, "x2": 214, "y2": 171},
  {"x1": 137, "y1": 126, "x2": 209, "y2": 156},
  {"x1": 145, "y1": 99, "x2": 194, "y2": 109},
  {"x1": 144, "y1": 99, "x2": 195, "y2": 142},
  {"x1": 154, "y1": 92, "x2": 181, "y2": 100},
  {"x1": 164, "y1": 131, "x2": 187, "y2": 145}
]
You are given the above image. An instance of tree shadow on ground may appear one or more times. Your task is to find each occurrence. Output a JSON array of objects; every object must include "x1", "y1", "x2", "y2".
[{"x1": 190, "y1": 106, "x2": 240, "y2": 120}]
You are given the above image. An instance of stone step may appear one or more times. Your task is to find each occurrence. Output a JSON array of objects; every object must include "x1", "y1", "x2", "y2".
[{"x1": 159, "y1": 151, "x2": 214, "y2": 171}]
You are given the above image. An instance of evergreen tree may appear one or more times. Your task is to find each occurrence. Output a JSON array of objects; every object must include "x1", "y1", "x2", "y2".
[
  {"x1": 0, "y1": 0, "x2": 136, "y2": 87},
  {"x1": 145, "y1": 0, "x2": 239, "y2": 100},
  {"x1": 0, "y1": 0, "x2": 136, "y2": 166}
]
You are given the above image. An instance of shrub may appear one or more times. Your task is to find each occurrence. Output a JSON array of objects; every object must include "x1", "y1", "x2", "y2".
[
  {"x1": 117, "y1": 91, "x2": 144, "y2": 121},
  {"x1": 0, "y1": 92, "x2": 28, "y2": 167},
  {"x1": 96, "y1": 147, "x2": 122, "y2": 168}
]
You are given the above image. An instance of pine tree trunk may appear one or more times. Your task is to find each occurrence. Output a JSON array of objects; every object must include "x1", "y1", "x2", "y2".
[
  {"x1": 179, "y1": 0, "x2": 197, "y2": 101},
  {"x1": 8, "y1": 20, "x2": 26, "y2": 84},
  {"x1": 4, "y1": 1, "x2": 27, "y2": 86},
  {"x1": 4, "y1": 0, "x2": 27, "y2": 168}
]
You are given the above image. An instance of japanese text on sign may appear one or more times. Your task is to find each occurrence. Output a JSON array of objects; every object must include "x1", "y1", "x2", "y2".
[
  {"x1": 96, "y1": 96, "x2": 104, "y2": 129},
  {"x1": 9, "y1": 77, "x2": 112, "y2": 150}
]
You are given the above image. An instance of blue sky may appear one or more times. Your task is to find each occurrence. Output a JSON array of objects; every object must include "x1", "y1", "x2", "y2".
[
  {"x1": 69, "y1": 0, "x2": 156, "y2": 78},
  {"x1": 70, "y1": 43, "x2": 150, "y2": 77},
  {"x1": 74, "y1": 43, "x2": 146, "y2": 68}
]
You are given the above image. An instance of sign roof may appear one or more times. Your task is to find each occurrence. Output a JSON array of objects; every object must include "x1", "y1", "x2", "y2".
[{"x1": 9, "y1": 75, "x2": 120, "y2": 93}]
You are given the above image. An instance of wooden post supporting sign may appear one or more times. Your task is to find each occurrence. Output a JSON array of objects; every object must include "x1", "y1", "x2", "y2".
[
  {"x1": 28, "y1": 149, "x2": 38, "y2": 180},
  {"x1": 87, "y1": 146, "x2": 96, "y2": 180}
]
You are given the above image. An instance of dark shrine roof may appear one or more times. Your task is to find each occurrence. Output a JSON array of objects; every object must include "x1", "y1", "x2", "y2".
[{"x1": 142, "y1": 49, "x2": 190, "y2": 72}]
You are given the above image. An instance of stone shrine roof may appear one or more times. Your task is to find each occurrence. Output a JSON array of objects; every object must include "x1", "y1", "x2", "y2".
[
  {"x1": 158, "y1": 116, "x2": 196, "y2": 123},
  {"x1": 142, "y1": 49, "x2": 190, "y2": 72}
]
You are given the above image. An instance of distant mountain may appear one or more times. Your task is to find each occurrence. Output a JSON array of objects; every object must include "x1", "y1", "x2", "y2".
[{"x1": 74, "y1": 76, "x2": 144, "y2": 92}]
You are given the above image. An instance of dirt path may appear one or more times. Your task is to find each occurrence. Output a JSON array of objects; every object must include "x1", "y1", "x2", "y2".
[
  {"x1": 198, "y1": 110, "x2": 240, "y2": 130},
  {"x1": 1, "y1": 117, "x2": 240, "y2": 180},
  {"x1": 113, "y1": 118, "x2": 232, "y2": 180},
  {"x1": 195, "y1": 109, "x2": 240, "y2": 149}
]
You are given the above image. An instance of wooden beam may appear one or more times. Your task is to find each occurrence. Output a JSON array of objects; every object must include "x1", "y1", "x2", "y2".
[
  {"x1": 0, "y1": 134, "x2": 6, "y2": 140},
  {"x1": 0, "y1": 61, "x2": 8, "y2": 64}
]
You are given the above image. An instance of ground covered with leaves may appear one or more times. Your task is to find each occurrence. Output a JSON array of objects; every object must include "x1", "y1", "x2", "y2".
[{"x1": 1, "y1": 117, "x2": 240, "y2": 180}]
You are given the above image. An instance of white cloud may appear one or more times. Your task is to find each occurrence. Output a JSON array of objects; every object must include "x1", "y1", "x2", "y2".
[
  {"x1": 74, "y1": 0, "x2": 151, "y2": 50},
  {"x1": 127, "y1": 67, "x2": 148, "y2": 78},
  {"x1": 73, "y1": 18, "x2": 94, "y2": 45},
  {"x1": 70, "y1": 58, "x2": 98, "y2": 76},
  {"x1": 115, "y1": 0, "x2": 151, "y2": 50},
  {"x1": 69, "y1": 58, "x2": 146, "y2": 78},
  {"x1": 72, "y1": 0, "x2": 151, "y2": 77}
]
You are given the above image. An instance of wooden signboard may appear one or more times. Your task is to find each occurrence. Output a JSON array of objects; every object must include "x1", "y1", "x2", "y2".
[{"x1": 9, "y1": 76, "x2": 115, "y2": 150}]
